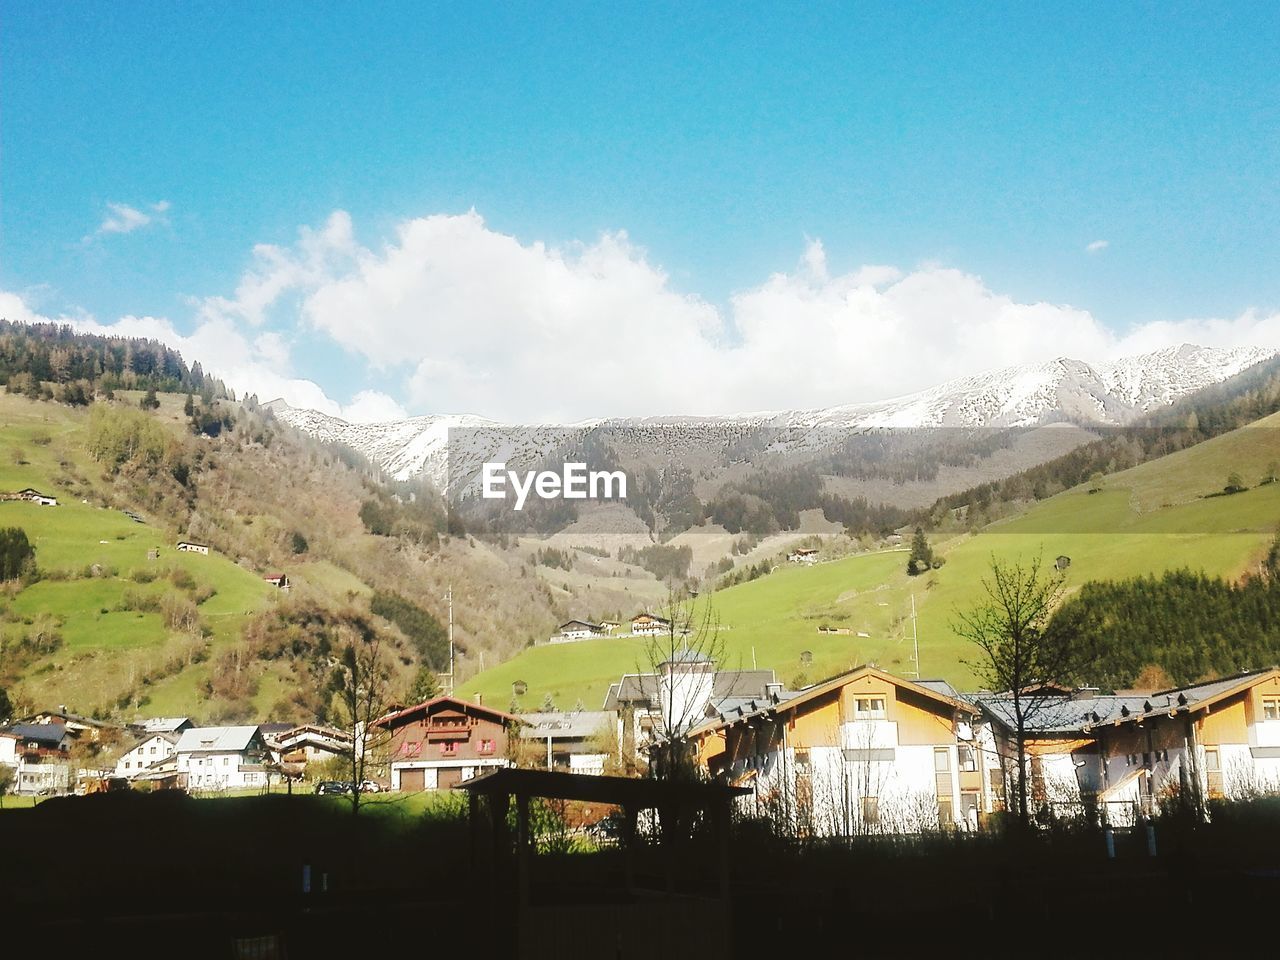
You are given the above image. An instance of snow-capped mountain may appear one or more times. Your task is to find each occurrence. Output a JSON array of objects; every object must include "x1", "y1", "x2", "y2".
[{"x1": 268, "y1": 344, "x2": 1275, "y2": 490}]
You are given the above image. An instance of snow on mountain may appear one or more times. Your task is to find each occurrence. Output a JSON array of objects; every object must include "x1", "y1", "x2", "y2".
[{"x1": 268, "y1": 344, "x2": 1276, "y2": 489}]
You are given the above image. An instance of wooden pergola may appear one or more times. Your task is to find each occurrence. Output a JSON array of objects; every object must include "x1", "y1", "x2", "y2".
[{"x1": 459, "y1": 767, "x2": 750, "y2": 904}]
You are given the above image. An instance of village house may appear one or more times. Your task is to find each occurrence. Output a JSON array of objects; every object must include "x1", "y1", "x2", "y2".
[
  {"x1": 175, "y1": 541, "x2": 210, "y2": 555},
  {"x1": 268, "y1": 724, "x2": 351, "y2": 768},
  {"x1": 376, "y1": 696, "x2": 519, "y2": 791},
  {"x1": 788, "y1": 548, "x2": 819, "y2": 564},
  {"x1": 1008, "y1": 668, "x2": 1280, "y2": 821},
  {"x1": 519, "y1": 711, "x2": 614, "y2": 775},
  {"x1": 605, "y1": 654, "x2": 778, "y2": 768},
  {"x1": 174, "y1": 725, "x2": 272, "y2": 791},
  {"x1": 690, "y1": 665, "x2": 986, "y2": 834},
  {"x1": 0, "y1": 723, "x2": 73, "y2": 794},
  {"x1": 115, "y1": 732, "x2": 180, "y2": 779},
  {"x1": 629, "y1": 613, "x2": 672, "y2": 637}
]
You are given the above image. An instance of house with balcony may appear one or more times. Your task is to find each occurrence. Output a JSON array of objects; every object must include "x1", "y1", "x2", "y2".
[
  {"x1": 174, "y1": 725, "x2": 273, "y2": 791},
  {"x1": 690, "y1": 665, "x2": 985, "y2": 834},
  {"x1": 1080, "y1": 668, "x2": 1280, "y2": 815},
  {"x1": 0, "y1": 723, "x2": 73, "y2": 794},
  {"x1": 376, "y1": 696, "x2": 520, "y2": 791}
]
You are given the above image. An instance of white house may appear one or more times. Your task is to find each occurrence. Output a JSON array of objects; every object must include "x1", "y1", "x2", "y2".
[
  {"x1": 174, "y1": 725, "x2": 272, "y2": 791},
  {"x1": 134, "y1": 717, "x2": 194, "y2": 736},
  {"x1": 788, "y1": 548, "x2": 819, "y2": 564},
  {"x1": 554, "y1": 619, "x2": 605, "y2": 642},
  {"x1": 115, "y1": 732, "x2": 180, "y2": 780},
  {"x1": 16, "y1": 488, "x2": 57, "y2": 507},
  {"x1": 176, "y1": 541, "x2": 210, "y2": 555}
]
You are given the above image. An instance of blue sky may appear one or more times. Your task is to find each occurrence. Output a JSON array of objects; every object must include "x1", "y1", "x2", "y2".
[{"x1": 3, "y1": 2, "x2": 1279, "y2": 421}]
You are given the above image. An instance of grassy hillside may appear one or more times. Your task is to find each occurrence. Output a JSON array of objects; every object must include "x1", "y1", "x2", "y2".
[{"x1": 460, "y1": 411, "x2": 1280, "y2": 708}]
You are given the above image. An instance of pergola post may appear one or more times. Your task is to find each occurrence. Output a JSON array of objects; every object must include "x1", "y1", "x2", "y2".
[{"x1": 516, "y1": 791, "x2": 532, "y2": 908}]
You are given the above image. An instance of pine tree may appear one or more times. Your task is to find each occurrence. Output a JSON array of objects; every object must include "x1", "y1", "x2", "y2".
[{"x1": 907, "y1": 527, "x2": 933, "y2": 576}]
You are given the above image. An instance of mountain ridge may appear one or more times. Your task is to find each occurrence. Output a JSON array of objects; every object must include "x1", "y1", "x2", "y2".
[{"x1": 268, "y1": 344, "x2": 1276, "y2": 487}]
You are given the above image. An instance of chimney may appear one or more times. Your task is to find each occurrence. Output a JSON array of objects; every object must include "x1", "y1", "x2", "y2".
[
  {"x1": 474, "y1": 692, "x2": 482, "y2": 706},
  {"x1": 765, "y1": 682, "x2": 783, "y2": 701}
]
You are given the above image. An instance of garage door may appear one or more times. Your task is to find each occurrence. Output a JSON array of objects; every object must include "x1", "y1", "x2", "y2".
[
  {"x1": 399, "y1": 768, "x2": 425, "y2": 791},
  {"x1": 437, "y1": 767, "x2": 462, "y2": 790}
]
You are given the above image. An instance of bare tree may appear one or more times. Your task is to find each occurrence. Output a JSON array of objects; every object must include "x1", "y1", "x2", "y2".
[
  {"x1": 955, "y1": 553, "x2": 1081, "y2": 830},
  {"x1": 639, "y1": 589, "x2": 727, "y2": 781},
  {"x1": 328, "y1": 612, "x2": 396, "y2": 816}
]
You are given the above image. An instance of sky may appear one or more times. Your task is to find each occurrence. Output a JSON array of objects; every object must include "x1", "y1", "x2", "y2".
[{"x1": 3, "y1": 2, "x2": 1280, "y2": 422}]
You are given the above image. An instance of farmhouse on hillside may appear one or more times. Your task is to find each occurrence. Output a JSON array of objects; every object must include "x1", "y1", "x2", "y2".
[
  {"x1": 15, "y1": 488, "x2": 58, "y2": 506},
  {"x1": 554, "y1": 619, "x2": 605, "y2": 642},
  {"x1": 629, "y1": 613, "x2": 672, "y2": 637},
  {"x1": 176, "y1": 541, "x2": 210, "y2": 555},
  {"x1": 788, "y1": 547, "x2": 819, "y2": 564},
  {"x1": 263, "y1": 573, "x2": 290, "y2": 592},
  {"x1": 376, "y1": 696, "x2": 520, "y2": 791}
]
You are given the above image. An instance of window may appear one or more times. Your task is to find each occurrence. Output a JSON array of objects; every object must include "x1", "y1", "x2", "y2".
[
  {"x1": 861, "y1": 796, "x2": 879, "y2": 824},
  {"x1": 149, "y1": 746, "x2": 156, "y2": 755},
  {"x1": 957, "y1": 745, "x2": 977, "y2": 772},
  {"x1": 478, "y1": 739, "x2": 494, "y2": 754},
  {"x1": 934, "y1": 748, "x2": 951, "y2": 773},
  {"x1": 223, "y1": 757, "x2": 230, "y2": 766},
  {"x1": 441, "y1": 740, "x2": 457, "y2": 756},
  {"x1": 937, "y1": 797, "x2": 953, "y2": 825},
  {"x1": 124, "y1": 761, "x2": 130, "y2": 770},
  {"x1": 793, "y1": 747, "x2": 811, "y2": 768},
  {"x1": 1264, "y1": 697, "x2": 1280, "y2": 721},
  {"x1": 1204, "y1": 748, "x2": 1220, "y2": 772},
  {"x1": 854, "y1": 697, "x2": 886, "y2": 719}
]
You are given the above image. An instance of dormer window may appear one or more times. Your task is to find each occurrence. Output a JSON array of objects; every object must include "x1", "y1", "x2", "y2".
[
  {"x1": 854, "y1": 697, "x2": 886, "y2": 719},
  {"x1": 1263, "y1": 696, "x2": 1280, "y2": 721}
]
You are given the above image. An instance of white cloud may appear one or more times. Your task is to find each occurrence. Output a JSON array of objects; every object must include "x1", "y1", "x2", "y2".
[
  {"x1": 9, "y1": 211, "x2": 1280, "y2": 422},
  {"x1": 84, "y1": 201, "x2": 171, "y2": 242},
  {"x1": 1086, "y1": 239, "x2": 1109, "y2": 253}
]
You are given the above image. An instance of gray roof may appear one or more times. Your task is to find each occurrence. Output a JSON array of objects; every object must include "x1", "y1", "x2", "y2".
[
  {"x1": 603, "y1": 669, "x2": 777, "y2": 711},
  {"x1": 138, "y1": 717, "x2": 191, "y2": 734},
  {"x1": 174, "y1": 725, "x2": 263, "y2": 754},
  {"x1": 975, "y1": 694, "x2": 1153, "y2": 734},
  {"x1": 5, "y1": 723, "x2": 68, "y2": 747},
  {"x1": 519, "y1": 711, "x2": 614, "y2": 741},
  {"x1": 917, "y1": 680, "x2": 962, "y2": 699}
]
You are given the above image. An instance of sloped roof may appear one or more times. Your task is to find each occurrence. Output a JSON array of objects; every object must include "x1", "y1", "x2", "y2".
[
  {"x1": 519, "y1": 711, "x2": 614, "y2": 740},
  {"x1": 139, "y1": 717, "x2": 191, "y2": 734},
  {"x1": 688, "y1": 664, "x2": 977, "y2": 740},
  {"x1": 602, "y1": 670, "x2": 777, "y2": 711},
  {"x1": 5, "y1": 723, "x2": 68, "y2": 747},
  {"x1": 976, "y1": 695, "x2": 1152, "y2": 735},
  {"x1": 1092, "y1": 668, "x2": 1280, "y2": 728},
  {"x1": 175, "y1": 725, "x2": 263, "y2": 753},
  {"x1": 375, "y1": 695, "x2": 520, "y2": 729}
]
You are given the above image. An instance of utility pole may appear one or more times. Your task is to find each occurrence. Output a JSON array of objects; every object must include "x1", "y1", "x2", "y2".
[
  {"x1": 907, "y1": 593, "x2": 921, "y2": 680},
  {"x1": 442, "y1": 584, "x2": 455, "y2": 696}
]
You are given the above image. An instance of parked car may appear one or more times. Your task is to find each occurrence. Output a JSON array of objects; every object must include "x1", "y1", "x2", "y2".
[
  {"x1": 358, "y1": 780, "x2": 383, "y2": 793},
  {"x1": 315, "y1": 780, "x2": 353, "y2": 796}
]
